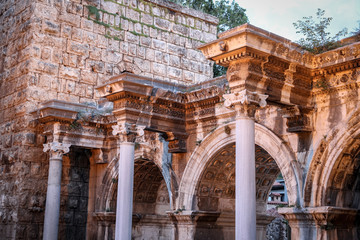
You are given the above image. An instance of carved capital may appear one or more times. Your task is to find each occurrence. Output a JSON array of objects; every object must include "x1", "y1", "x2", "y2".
[
  {"x1": 282, "y1": 106, "x2": 312, "y2": 132},
  {"x1": 112, "y1": 123, "x2": 145, "y2": 143},
  {"x1": 223, "y1": 90, "x2": 268, "y2": 118},
  {"x1": 43, "y1": 142, "x2": 71, "y2": 159}
]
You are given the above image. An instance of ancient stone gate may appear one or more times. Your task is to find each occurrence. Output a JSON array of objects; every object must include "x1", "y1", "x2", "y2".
[{"x1": 1, "y1": 0, "x2": 360, "y2": 240}]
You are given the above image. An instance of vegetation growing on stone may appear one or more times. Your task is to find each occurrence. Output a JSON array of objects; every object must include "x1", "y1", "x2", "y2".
[{"x1": 293, "y1": 8, "x2": 348, "y2": 54}]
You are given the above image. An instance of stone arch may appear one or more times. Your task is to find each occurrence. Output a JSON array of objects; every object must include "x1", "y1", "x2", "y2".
[
  {"x1": 195, "y1": 143, "x2": 281, "y2": 214},
  {"x1": 177, "y1": 122, "x2": 301, "y2": 211},
  {"x1": 97, "y1": 134, "x2": 169, "y2": 213},
  {"x1": 304, "y1": 108, "x2": 360, "y2": 207}
]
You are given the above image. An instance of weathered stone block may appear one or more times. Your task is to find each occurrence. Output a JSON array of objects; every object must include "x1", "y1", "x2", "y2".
[
  {"x1": 60, "y1": 66, "x2": 80, "y2": 80},
  {"x1": 101, "y1": 50, "x2": 122, "y2": 63},
  {"x1": 146, "y1": 48, "x2": 154, "y2": 61},
  {"x1": 97, "y1": 35, "x2": 108, "y2": 48},
  {"x1": 154, "y1": 17, "x2": 171, "y2": 31},
  {"x1": 141, "y1": 13, "x2": 153, "y2": 25},
  {"x1": 168, "y1": 43, "x2": 186, "y2": 56},
  {"x1": 134, "y1": 58, "x2": 150, "y2": 73},
  {"x1": 80, "y1": 70, "x2": 97, "y2": 85},
  {"x1": 127, "y1": 8, "x2": 140, "y2": 22},
  {"x1": 34, "y1": 3, "x2": 58, "y2": 20},
  {"x1": 108, "y1": 39, "x2": 120, "y2": 52},
  {"x1": 81, "y1": 18, "x2": 93, "y2": 31},
  {"x1": 83, "y1": 31, "x2": 97, "y2": 44},
  {"x1": 43, "y1": 20, "x2": 60, "y2": 36},
  {"x1": 120, "y1": 41, "x2": 128, "y2": 54},
  {"x1": 153, "y1": 39, "x2": 166, "y2": 52},
  {"x1": 155, "y1": 50, "x2": 162, "y2": 63},
  {"x1": 169, "y1": 55, "x2": 180, "y2": 67},
  {"x1": 59, "y1": 13, "x2": 80, "y2": 28},
  {"x1": 152, "y1": 62, "x2": 166, "y2": 76},
  {"x1": 143, "y1": 25, "x2": 150, "y2": 35},
  {"x1": 140, "y1": 36, "x2": 151, "y2": 47},
  {"x1": 190, "y1": 28, "x2": 203, "y2": 41},
  {"x1": 152, "y1": 6, "x2": 161, "y2": 16},
  {"x1": 168, "y1": 66, "x2": 182, "y2": 79},
  {"x1": 128, "y1": 43, "x2": 137, "y2": 56},
  {"x1": 172, "y1": 24, "x2": 188, "y2": 36},
  {"x1": 203, "y1": 32, "x2": 216, "y2": 42},
  {"x1": 71, "y1": 28, "x2": 83, "y2": 42},
  {"x1": 137, "y1": 46, "x2": 145, "y2": 59},
  {"x1": 67, "y1": 41, "x2": 89, "y2": 56},
  {"x1": 61, "y1": 23, "x2": 72, "y2": 38},
  {"x1": 121, "y1": 18, "x2": 129, "y2": 31},
  {"x1": 183, "y1": 70, "x2": 195, "y2": 81},
  {"x1": 101, "y1": 1, "x2": 119, "y2": 15},
  {"x1": 33, "y1": 60, "x2": 58, "y2": 75},
  {"x1": 134, "y1": 23, "x2": 142, "y2": 34},
  {"x1": 86, "y1": 60, "x2": 105, "y2": 73},
  {"x1": 125, "y1": 31, "x2": 139, "y2": 44}
]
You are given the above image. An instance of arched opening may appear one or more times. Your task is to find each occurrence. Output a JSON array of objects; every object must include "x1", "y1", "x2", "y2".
[
  {"x1": 193, "y1": 143, "x2": 285, "y2": 239},
  {"x1": 110, "y1": 159, "x2": 170, "y2": 215},
  {"x1": 195, "y1": 144, "x2": 280, "y2": 213},
  {"x1": 178, "y1": 122, "x2": 298, "y2": 240},
  {"x1": 95, "y1": 158, "x2": 172, "y2": 239}
]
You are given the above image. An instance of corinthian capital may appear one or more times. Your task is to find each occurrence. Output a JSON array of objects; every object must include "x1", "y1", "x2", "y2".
[
  {"x1": 223, "y1": 90, "x2": 268, "y2": 108},
  {"x1": 43, "y1": 142, "x2": 71, "y2": 159},
  {"x1": 223, "y1": 90, "x2": 268, "y2": 118},
  {"x1": 112, "y1": 123, "x2": 146, "y2": 142}
]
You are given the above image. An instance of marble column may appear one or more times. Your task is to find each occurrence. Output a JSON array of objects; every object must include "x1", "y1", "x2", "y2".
[
  {"x1": 224, "y1": 90, "x2": 268, "y2": 240},
  {"x1": 112, "y1": 123, "x2": 145, "y2": 240},
  {"x1": 43, "y1": 141, "x2": 71, "y2": 240}
]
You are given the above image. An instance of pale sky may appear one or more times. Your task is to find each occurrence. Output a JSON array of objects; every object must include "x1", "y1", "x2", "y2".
[{"x1": 236, "y1": 0, "x2": 360, "y2": 42}]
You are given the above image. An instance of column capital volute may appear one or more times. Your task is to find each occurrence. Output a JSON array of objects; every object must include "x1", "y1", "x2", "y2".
[
  {"x1": 43, "y1": 142, "x2": 71, "y2": 160},
  {"x1": 112, "y1": 122, "x2": 145, "y2": 143},
  {"x1": 223, "y1": 89, "x2": 268, "y2": 118}
]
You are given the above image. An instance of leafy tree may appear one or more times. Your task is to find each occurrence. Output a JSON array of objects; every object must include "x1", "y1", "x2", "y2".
[
  {"x1": 293, "y1": 8, "x2": 348, "y2": 54},
  {"x1": 170, "y1": 0, "x2": 248, "y2": 32},
  {"x1": 351, "y1": 20, "x2": 360, "y2": 38},
  {"x1": 169, "y1": 0, "x2": 249, "y2": 76}
]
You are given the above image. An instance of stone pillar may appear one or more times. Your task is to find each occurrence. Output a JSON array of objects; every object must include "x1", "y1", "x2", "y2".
[
  {"x1": 43, "y1": 141, "x2": 71, "y2": 240},
  {"x1": 224, "y1": 90, "x2": 267, "y2": 240},
  {"x1": 112, "y1": 123, "x2": 145, "y2": 240}
]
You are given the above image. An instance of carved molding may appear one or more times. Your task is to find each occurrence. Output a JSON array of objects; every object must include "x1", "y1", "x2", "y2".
[
  {"x1": 282, "y1": 106, "x2": 312, "y2": 132},
  {"x1": 166, "y1": 132, "x2": 188, "y2": 153},
  {"x1": 43, "y1": 141, "x2": 71, "y2": 159}
]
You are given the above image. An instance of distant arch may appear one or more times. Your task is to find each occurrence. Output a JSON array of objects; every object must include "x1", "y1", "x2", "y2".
[{"x1": 304, "y1": 108, "x2": 360, "y2": 207}]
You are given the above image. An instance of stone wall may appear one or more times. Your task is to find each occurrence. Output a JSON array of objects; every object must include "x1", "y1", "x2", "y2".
[{"x1": 0, "y1": 0, "x2": 217, "y2": 239}]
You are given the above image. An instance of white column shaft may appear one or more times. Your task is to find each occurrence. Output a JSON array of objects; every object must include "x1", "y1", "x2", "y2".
[
  {"x1": 43, "y1": 157, "x2": 63, "y2": 240},
  {"x1": 236, "y1": 117, "x2": 256, "y2": 240},
  {"x1": 115, "y1": 142, "x2": 135, "y2": 240}
]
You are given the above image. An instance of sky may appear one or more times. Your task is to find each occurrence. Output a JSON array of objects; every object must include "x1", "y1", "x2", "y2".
[{"x1": 236, "y1": 0, "x2": 360, "y2": 42}]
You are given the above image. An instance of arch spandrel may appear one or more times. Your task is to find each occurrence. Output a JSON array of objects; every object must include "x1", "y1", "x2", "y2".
[{"x1": 177, "y1": 122, "x2": 301, "y2": 211}]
